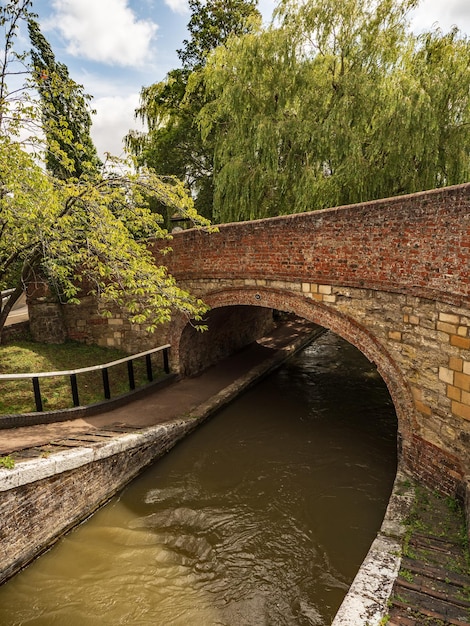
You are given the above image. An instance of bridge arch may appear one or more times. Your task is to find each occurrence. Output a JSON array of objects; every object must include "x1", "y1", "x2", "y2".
[{"x1": 170, "y1": 286, "x2": 415, "y2": 445}]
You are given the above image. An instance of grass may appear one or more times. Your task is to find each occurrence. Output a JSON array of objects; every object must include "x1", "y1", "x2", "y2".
[
  {"x1": 383, "y1": 485, "x2": 470, "y2": 624},
  {"x1": 0, "y1": 455, "x2": 15, "y2": 469},
  {"x1": 403, "y1": 485, "x2": 468, "y2": 546},
  {"x1": 0, "y1": 340, "x2": 165, "y2": 414},
  {"x1": 401, "y1": 483, "x2": 470, "y2": 579}
]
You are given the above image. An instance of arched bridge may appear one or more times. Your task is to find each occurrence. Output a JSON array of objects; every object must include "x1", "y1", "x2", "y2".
[
  {"x1": 61, "y1": 183, "x2": 470, "y2": 498},
  {"x1": 160, "y1": 183, "x2": 470, "y2": 498}
]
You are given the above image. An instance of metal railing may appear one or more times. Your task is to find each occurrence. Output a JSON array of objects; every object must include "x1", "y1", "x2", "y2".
[
  {"x1": 1, "y1": 289, "x2": 15, "y2": 312},
  {"x1": 0, "y1": 345, "x2": 170, "y2": 412}
]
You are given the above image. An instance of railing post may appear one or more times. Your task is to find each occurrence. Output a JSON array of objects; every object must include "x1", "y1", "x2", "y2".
[
  {"x1": 32, "y1": 377, "x2": 43, "y2": 412},
  {"x1": 102, "y1": 368, "x2": 111, "y2": 399},
  {"x1": 70, "y1": 373, "x2": 80, "y2": 407},
  {"x1": 146, "y1": 354, "x2": 153, "y2": 382},
  {"x1": 163, "y1": 347, "x2": 170, "y2": 374},
  {"x1": 127, "y1": 360, "x2": 135, "y2": 390}
]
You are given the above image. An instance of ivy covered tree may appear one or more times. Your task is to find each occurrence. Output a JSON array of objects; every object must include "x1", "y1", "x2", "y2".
[
  {"x1": 126, "y1": 0, "x2": 261, "y2": 221},
  {"x1": 0, "y1": 0, "x2": 211, "y2": 339},
  {"x1": 196, "y1": 0, "x2": 470, "y2": 222}
]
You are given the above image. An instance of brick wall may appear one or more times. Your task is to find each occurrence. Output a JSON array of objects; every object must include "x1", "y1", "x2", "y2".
[
  {"x1": 0, "y1": 321, "x2": 30, "y2": 343},
  {"x1": 154, "y1": 184, "x2": 469, "y2": 308}
]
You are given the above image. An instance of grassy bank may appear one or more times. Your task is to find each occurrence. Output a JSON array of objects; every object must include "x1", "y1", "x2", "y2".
[
  {"x1": 0, "y1": 340, "x2": 163, "y2": 414},
  {"x1": 386, "y1": 483, "x2": 470, "y2": 624}
]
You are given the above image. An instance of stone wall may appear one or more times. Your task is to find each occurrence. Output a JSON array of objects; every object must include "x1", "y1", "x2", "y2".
[
  {"x1": 179, "y1": 305, "x2": 274, "y2": 376},
  {"x1": 61, "y1": 296, "x2": 168, "y2": 354},
  {"x1": 26, "y1": 278, "x2": 168, "y2": 354},
  {"x1": 0, "y1": 321, "x2": 30, "y2": 344},
  {"x1": 167, "y1": 278, "x2": 470, "y2": 498},
  {"x1": 28, "y1": 299, "x2": 67, "y2": 344}
]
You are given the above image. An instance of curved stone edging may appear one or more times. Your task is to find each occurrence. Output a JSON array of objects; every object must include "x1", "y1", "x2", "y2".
[
  {"x1": 0, "y1": 423, "x2": 179, "y2": 492},
  {"x1": 332, "y1": 467, "x2": 415, "y2": 625}
]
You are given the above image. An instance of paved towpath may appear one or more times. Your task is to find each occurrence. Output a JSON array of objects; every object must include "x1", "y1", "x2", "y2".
[{"x1": 0, "y1": 318, "x2": 321, "y2": 455}]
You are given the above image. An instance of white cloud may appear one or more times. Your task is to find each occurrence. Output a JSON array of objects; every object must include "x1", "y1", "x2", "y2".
[
  {"x1": 90, "y1": 93, "x2": 145, "y2": 158},
  {"x1": 410, "y1": 0, "x2": 470, "y2": 34},
  {"x1": 51, "y1": 0, "x2": 158, "y2": 66},
  {"x1": 164, "y1": 0, "x2": 189, "y2": 15}
]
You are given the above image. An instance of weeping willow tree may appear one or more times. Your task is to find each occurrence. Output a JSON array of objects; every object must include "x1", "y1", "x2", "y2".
[
  {"x1": 196, "y1": 0, "x2": 470, "y2": 222},
  {"x1": 126, "y1": 0, "x2": 261, "y2": 222}
]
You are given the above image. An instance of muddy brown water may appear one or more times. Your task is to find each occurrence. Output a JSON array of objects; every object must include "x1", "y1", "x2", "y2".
[{"x1": 0, "y1": 331, "x2": 398, "y2": 625}]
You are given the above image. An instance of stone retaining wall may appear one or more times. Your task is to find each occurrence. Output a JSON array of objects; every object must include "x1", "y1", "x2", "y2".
[
  {"x1": 0, "y1": 321, "x2": 30, "y2": 343},
  {"x1": 179, "y1": 305, "x2": 274, "y2": 375}
]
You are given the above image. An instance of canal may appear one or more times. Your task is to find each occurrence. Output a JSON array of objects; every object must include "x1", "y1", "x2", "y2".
[{"x1": 0, "y1": 331, "x2": 398, "y2": 625}]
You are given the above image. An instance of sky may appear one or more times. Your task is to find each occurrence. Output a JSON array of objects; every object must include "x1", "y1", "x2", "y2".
[{"x1": 20, "y1": 0, "x2": 470, "y2": 160}]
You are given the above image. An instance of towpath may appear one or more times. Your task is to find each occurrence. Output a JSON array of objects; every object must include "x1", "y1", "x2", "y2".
[{"x1": 0, "y1": 317, "x2": 321, "y2": 455}]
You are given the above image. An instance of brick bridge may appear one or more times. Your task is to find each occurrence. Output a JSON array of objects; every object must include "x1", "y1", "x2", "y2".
[{"x1": 36, "y1": 183, "x2": 470, "y2": 498}]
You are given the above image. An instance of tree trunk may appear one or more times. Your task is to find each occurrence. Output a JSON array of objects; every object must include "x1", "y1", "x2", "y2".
[{"x1": 0, "y1": 283, "x2": 26, "y2": 343}]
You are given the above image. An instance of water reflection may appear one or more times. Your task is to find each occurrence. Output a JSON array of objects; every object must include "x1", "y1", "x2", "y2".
[{"x1": 0, "y1": 332, "x2": 397, "y2": 625}]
